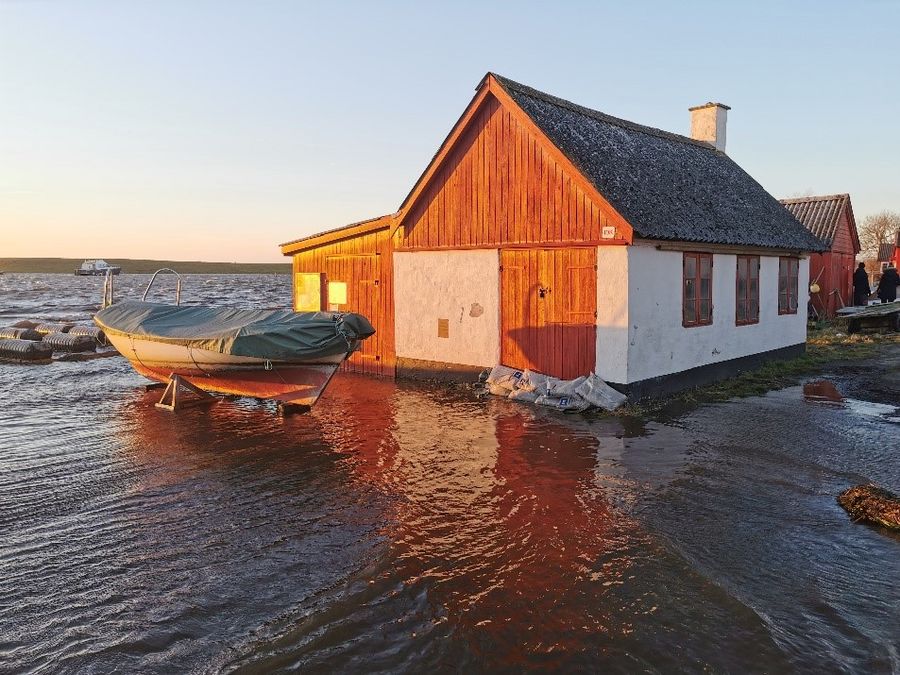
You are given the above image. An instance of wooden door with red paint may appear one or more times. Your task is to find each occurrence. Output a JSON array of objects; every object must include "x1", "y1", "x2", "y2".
[
  {"x1": 325, "y1": 254, "x2": 382, "y2": 372},
  {"x1": 500, "y1": 248, "x2": 596, "y2": 379}
]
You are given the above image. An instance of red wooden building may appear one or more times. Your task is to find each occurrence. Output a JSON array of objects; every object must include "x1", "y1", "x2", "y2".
[
  {"x1": 280, "y1": 214, "x2": 396, "y2": 376},
  {"x1": 780, "y1": 194, "x2": 860, "y2": 316}
]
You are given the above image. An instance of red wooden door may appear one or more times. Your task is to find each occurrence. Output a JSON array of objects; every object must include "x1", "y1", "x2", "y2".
[
  {"x1": 500, "y1": 248, "x2": 596, "y2": 379},
  {"x1": 326, "y1": 254, "x2": 382, "y2": 373}
]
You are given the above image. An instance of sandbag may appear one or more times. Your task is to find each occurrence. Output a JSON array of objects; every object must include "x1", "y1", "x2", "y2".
[
  {"x1": 575, "y1": 373, "x2": 627, "y2": 411},
  {"x1": 486, "y1": 382, "x2": 514, "y2": 397},
  {"x1": 508, "y1": 388, "x2": 540, "y2": 403},
  {"x1": 483, "y1": 364, "x2": 628, "y2": 413},
  {"x1": 486, "y1": 364, "x2": 524, "y2": 391},
  {"x1": 535, "y1": 393, "x2": 591, "y2": 412},
  {"x1": 549, "y1": 375, "x2": 588, "y2": 397},
  {"x1": 518, "y1": 369, "x2": 553, "y2": 395}
]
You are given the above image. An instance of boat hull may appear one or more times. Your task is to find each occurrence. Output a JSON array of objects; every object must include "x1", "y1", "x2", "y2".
[
  {"x1": 106, "y1": 333, "x2": 346, "y2": 407},
  {"x1": 76, "y1": 268, "x2": 121, "y2": 276}
]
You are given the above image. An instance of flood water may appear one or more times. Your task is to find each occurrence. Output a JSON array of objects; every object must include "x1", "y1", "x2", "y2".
[{"x1": 1, "y1": 273, "x2": 899, "y2": 673}]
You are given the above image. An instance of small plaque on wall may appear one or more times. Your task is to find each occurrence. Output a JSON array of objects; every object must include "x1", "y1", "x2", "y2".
[
  {"x1": 601, "y1": 226, "x2": 616, "y2": 239},
  {"x1": 437, "y1": 318, "x2": 449, "y2": 338}
]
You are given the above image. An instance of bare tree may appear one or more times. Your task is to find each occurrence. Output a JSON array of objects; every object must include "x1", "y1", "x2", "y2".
[{"x1": 859, "y1": 211, "x2": 900, "y2": 258}]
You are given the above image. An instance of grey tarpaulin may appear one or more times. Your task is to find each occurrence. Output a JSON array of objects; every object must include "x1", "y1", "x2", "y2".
[{"x1": 94, "y1": 300, "x2": 375, "y2": 361}]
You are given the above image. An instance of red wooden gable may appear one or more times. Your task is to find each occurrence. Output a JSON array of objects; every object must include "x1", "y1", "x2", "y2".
[{"x1": 393, "y1": 77, "x2": 632, "y2": 250}]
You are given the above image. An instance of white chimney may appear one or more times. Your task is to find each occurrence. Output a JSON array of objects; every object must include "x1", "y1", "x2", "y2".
[{"x1": 689, "y1": 102, "x2": 730, "y2": 152}]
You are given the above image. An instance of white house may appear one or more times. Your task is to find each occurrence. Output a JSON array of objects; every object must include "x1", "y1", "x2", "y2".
[{"x1": 281, "y1": 73, "x2": 824, "y2": 397}]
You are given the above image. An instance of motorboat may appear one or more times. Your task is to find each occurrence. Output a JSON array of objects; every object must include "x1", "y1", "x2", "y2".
[
  {"x1": 94, "y1": 299, "x2": 375, "y2": 410},
  {"x1": 76, "y1": 259, "x2": 122, "y2": 276}
]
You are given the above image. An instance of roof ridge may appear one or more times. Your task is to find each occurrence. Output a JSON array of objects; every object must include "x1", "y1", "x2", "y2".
[
  {"x1": 279, "y1": 213, "x2": 392, "y2": 248},
  {"x1": 489, "y1": 72, "x2": 720, "y2": 152},
  {"x1": 779, "y1": 193, "x2": 850, "y2": 204}
]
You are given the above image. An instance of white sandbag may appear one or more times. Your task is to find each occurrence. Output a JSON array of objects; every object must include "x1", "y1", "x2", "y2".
[
  {"x1": 535, "y1": 393, "x2": 591, "y2": 412},
  {"x1": 486, "y1": 383, "x2": 514, "y2": 397},
  {"x1": 486, "y1": 364, "x2": 524, "y2": 390},
  {"x1": 548, "y1": 375, "x2": 588, "y2": 397},
  {"x1": 508, "y1": 388, "x2": 540, "y2": 403},
  {"x1": 518, "y1": 369, "x2": 553, "y2": 395},
  {"x1": 574, "y1": 373, "x2": 627, "y2": 411}
]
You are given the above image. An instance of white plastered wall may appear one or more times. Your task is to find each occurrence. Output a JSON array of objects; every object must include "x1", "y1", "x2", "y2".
[
  {"x1": 393, "y1": 249, "x2": 500, "y2": 367},
  {"x1": 595, "y1": 246, "x2": 630, "y2": 383},
  {"x1": 617, "y1": 242, "x2": 808, "y2": 383}
]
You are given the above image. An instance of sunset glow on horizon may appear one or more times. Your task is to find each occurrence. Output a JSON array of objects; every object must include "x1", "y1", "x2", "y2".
[{"x1": 2, "y1": 1, "x2": 898, "y2": 263}]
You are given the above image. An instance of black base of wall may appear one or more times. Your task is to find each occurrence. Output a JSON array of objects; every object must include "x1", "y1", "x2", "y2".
[
  {"x1": 396, "y1": 357, "x2": 489, "y2": 383},
  {"x1": 608, "y1": 343, "x2": 806, "y2": 400}
]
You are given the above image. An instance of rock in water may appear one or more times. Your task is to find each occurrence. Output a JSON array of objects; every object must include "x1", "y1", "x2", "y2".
[{"x1": 837, "y1": 485, "x2": 900, "y2": 531}]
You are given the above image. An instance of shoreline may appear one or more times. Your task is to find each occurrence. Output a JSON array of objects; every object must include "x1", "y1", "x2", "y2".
[{"x1": 0, "y1": 258, "x2": 290, "y2": 275}]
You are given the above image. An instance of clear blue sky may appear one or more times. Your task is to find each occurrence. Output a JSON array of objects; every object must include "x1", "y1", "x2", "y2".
[{"x1": 1, "y1": 0, "x2": 898, "y2": 262}]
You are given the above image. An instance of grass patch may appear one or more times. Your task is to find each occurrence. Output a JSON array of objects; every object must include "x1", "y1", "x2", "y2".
[{"x1": 617, "y1": 319, "x2": 898, "y2": 419}]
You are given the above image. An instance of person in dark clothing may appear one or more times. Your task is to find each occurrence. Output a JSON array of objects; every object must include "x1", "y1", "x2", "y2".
[
  {"x1": 877, "y1": 264, "x2": 899, "y2": 303},
  {"x1": 853, "y1": 262, "x2": 871, "y2": 306}
]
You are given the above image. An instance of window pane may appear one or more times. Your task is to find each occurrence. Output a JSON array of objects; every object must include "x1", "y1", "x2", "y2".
[
  {"x1": 700, "y1": 255, "x2": 711, "y2": 279},
  {"x1": 737, "y1": 301, "x2": 747, "y2": 322},
  {"x1": 700, "y1": 278, "x2": 710, "y2": 299},
  {"x1": 684, "y1": 297, "x2": 696, "y2": 323},
  {"x1": 750, "y1": 299, "x2": 759, "y2": 320},
  {"x1": 750, "y1": 258, "x2": 759, "y2": 279},
  {"x1": 685, "y1": 278, "x2": 695, "y2": 300},
  {"x1": 700, "y1": 299, "x2": 710, "y2": 322},
  {"x1": 750, "y1": 278, "x2": 759, "y2": 297},
  {"x1": 737, "y1": 277, "x2": 747, "y2": 297},
  {"x1": 685, "y1": 255, "x2": 696, "y2": 279},
  {"x1": 779, "y1": 258, "x2": 788, "y2": 276},
  {"x1": 779, "y1": 291, "x2": 788, "y2": 312}
]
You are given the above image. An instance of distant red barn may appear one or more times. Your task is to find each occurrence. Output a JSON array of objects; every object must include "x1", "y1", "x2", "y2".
[
  {"x1": 780, "y1": 194, "x2": 860, "y2": 316},
  {"x1": 879, "y1": 231, "x2": 900, "y2": 269}
]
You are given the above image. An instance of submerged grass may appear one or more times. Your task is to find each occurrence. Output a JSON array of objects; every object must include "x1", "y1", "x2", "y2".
[{"x1": 617, "y1": 320, "x2": 899, "y2": 419}]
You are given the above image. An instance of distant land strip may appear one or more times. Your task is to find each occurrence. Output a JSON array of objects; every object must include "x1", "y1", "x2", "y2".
[{"x1": 0, "y1": 258, "x2": 291, "y2": 274}]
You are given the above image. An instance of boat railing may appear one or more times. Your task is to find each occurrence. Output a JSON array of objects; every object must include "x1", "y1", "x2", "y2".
[
  {"x1": 142, "y1": 268, "x2": 183, "y2": 305},
  {"x1": 101, "y1": 269, "x2": 116, "y2": 309}
]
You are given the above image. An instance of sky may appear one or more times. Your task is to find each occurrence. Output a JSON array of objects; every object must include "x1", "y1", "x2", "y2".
[{"x1": 1, "y1": 1, "x2": 898, "y2": 263}]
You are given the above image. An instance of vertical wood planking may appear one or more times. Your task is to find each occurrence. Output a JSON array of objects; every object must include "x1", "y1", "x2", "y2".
[
  {"x1": 500, "y1": 247, "x2": 597, "y2": 379},
  {"x1": 292, "y1": 226, "x2": 395, "y2": 376}
]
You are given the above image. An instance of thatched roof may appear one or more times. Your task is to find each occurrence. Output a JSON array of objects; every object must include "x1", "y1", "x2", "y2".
[{"x1": 493, "y1": 74, "x2": 826, "y2": 252}]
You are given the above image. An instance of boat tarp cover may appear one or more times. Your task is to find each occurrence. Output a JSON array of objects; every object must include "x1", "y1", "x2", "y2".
[{"x1": 95, "y1": 300, "x2": 375, "y2": 360}]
